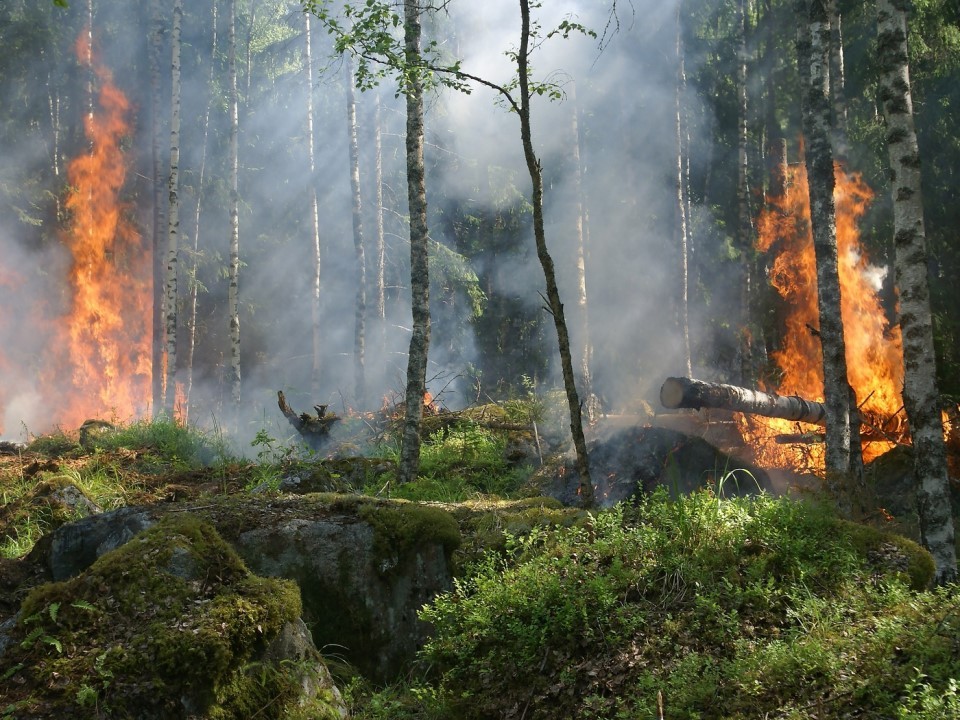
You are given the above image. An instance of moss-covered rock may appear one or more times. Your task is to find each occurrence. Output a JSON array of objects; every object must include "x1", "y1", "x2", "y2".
[
  {"x1": 225, "y1": 494, "x2": 460, "y2": 683},
  {"x1": 0, "y1": 514, "x2": 346, "y2": 719}
]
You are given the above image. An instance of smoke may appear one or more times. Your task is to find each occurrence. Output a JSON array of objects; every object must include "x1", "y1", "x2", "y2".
[{"x1": 1, "y1": 0, "x2": 713, "y2": 450}]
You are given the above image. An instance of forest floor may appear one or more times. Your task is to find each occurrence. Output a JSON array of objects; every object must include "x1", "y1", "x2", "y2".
[{"x1": 0, "y1": 412, "x2": 958, "y2": 719}]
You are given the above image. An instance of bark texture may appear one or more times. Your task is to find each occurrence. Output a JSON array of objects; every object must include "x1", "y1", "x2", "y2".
[
  {"x1": 798, "y1": 0, "x2": 854, "y2": 505},
  {"x1": 660, "y1": 376, "x2": 828, "y2": 425},
  {"x1": 877, "y1": 0, "x2": 957, "y2": 583},
  {"x1": 396, "y1": 0, "x2": 430, "y2": 486},
  {"x1": 164, "y1": 0, "x2": 183, "y2": 416},
  {"x1": 149, "y1": 0, "x2": 165, "y2": 414}
]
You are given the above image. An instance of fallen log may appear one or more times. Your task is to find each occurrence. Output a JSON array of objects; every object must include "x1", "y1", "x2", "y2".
[{"x1": 660, "y1": 376, "x2": 827, "y2": 425}]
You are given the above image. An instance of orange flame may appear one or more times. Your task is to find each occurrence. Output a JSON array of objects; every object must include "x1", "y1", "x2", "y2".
[
  {"x1": 744, "y1": 156, "x2": 904, "y2": 470},
  {"x1": 38, "y1": 30, "x2": 152, "y2": 429}
]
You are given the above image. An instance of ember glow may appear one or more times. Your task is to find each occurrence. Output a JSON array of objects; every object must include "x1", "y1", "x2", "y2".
[
  {"x1": 743, "y1": 157, "x2": 904, "y2": 471},
  {"x1": 37, "y1": 31, "x2": 151, "y2": 429}
]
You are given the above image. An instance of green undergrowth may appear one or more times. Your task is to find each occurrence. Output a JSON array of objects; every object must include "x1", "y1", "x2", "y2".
[{"x1": 349, "y1": 490, "x2": 956, "y2": 720}]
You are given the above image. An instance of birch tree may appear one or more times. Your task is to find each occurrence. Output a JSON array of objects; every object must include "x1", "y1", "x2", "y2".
[
  {"x1": 149, "y1": 0, "x2": 165, "y2": 414},
  {"x1": 877, "y1": 0, "x2": 957, "y2": 584},
  {"x1": 305, "y1": 9, "x2": 323, "y2": 397},
  {"x1": 228, "y1": 0, "x2": 242, "y2": 409},
  {"x1": 797, "y1": 0, "x2": 856, "y2": 511},
  {"x1": 346, "y1": 53, "x2": 368, "y2": 408},
  {"x1": 163, "y1": 0, "x2": 183, "y2": 416},
  {"x1": 184, "y1": 0, "x2": 219, "y2": 420},
  {"x1": 305, "y1": 0, "x2": 597, "y2": 503}
]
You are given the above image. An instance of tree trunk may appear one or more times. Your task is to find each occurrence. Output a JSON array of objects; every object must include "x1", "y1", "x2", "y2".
[
  {"x1": 675, "y1": 2, "x2": 692, "y2": 378},
  {"x1": 798, "y1": 0, "x2": 855, "y2": 511},
  {"x1": 228, "y1": 0, "x2": 241, "y2": 410},
  {"x1": 517, "y1": 0, "x2": 594, "y2": 506},
  {"x1": 164, "y1": 0, "x2": 183, "y2": 417},
  {"x1": 305, "y1": 10, "x2": 322, "y2": 397},
  {"x1": 396, "y1": 0, "x2": 430, "y2": 486},
  {"x1": 569, "y1": 82, "x2": 596, "y2": 419},
  {"x1": 877, "y1": 0, "x2": 957, "y2": 584},
  {"x1": 827, "y1": 0, "x2": 848, "y2": 156},
  {"x1": 373, "y1": 89, "x2": 387, "y2": 360},
  {"x1": 149, "y1": 0, "x2": 165, "y2": 416},
  {"x1": 660, "y1": 376, "x2": 828, "y2": 424},
  {"x1": 346, "y1": 54, "x2": 367, "y2": 408},
  {"x1": 737, "y1": 0, "x2": 755, "y2": 384},
  {"x1": 184, "y1": 0, "x2": 218, "y2": 422}
]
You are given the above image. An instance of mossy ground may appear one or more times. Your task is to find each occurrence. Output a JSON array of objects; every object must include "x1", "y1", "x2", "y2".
[
  {"x1": 1, "y1": 415, "x2": 958, "y2": 720},
  {"x1": 0, "y1": 514, "x2": 341, "y2": 719}
]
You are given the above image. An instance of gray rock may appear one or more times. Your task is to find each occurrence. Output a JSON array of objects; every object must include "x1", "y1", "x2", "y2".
[
  {"x1": 235, "y1": 511, "x2": 453, "y2": 683},
  {"x1": 43, "y1": 506, "x2": 155, "y2": 580}
]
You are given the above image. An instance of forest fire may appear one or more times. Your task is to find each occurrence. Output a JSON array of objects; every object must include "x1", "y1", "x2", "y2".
[
  {"x1": 741, "y1": 159, "x2": 904, "y2": 472},
  {"x1": 36, "y1": 31, "x2": 151, "y2": 430}
]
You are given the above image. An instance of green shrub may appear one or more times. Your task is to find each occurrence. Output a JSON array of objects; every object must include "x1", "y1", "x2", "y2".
[{"x1": 416, "y1": 491, "x2": 954, "y2": 719}]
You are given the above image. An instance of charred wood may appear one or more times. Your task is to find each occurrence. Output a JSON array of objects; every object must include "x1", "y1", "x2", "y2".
[
  {"x1": 277, "y1": 390, "x2": 339, "y2": 449},
  {"x1": 660, "y1": 376, "x2": 827, "y2": 425}
]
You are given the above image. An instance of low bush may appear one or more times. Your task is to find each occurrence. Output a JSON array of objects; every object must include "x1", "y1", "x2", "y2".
[{"x1": 412, "y1": 490, "x2": 955, "y2": 719}]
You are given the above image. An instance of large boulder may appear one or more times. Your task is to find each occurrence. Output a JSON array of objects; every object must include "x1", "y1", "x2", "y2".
[
  {"x1": 0, "y1": 514, "x2": 347, "y2": 719},
  {"x1": 227, "y1": 496, "x2": 460, "y2": 683},
  {"x1": 18, "y1": 494, "x2": 461, "y2": 684}
]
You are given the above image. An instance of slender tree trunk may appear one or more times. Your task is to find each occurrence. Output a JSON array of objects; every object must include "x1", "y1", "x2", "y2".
[
  {"x1": 185, "y1": 0, "x2": 218, "y2": 421},
  {"x1": 798, "y1": 0, "x2": 855, "y2": 512},
  {"x1": 763, "y1": 0, "x2": 784, "y2": 198},
  {"x1": 827, "y1": 0, "x2": 848, "y2": 156},
  {"x1": 346, "y1": 54, "x2": 367, "y2": 408},
  {"x1": 46, "y1": 76, "x2": 63, "y2": 219},
  {"x1": 675, "y1": 3, "x2": 692, "y2": 378},
  {"x1": 164, "y1": 0, "x2": 183, "y2": 417},
  {"x1": 518, "y1": 0, "x2": 594, "y2": 506},
  {"x1": 373, "y1": 89, "x2": 387, "y2": 360},
  {"x1": 737, "y1": 0, "x2": 755, "y2": 384},
  {"x1": 245, "y1": 0, "x2": 259, "y2": 98},
  {"x1": 228, "y1": 0, "x2": 241, "y2": 409},
  {"x1": 877, "y1": 0, "x2": 957, "y2": 584},
  {"x1": 305, "y1": 10, "x2": 322, "y2": 397},
  {"x1": 149, "y1": 0, "x2": 165, "y2": 415},
  {"x1": 397, "y1": 0, "x2": 430, "y2": 485},
  {"x1": 569, "y1": 82, "x2": 596, "y2": 420}
]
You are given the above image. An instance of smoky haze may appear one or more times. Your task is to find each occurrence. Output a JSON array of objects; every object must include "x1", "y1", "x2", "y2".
[{"x1": 0, "y1": 0, "x2": 709, "y2": 450}]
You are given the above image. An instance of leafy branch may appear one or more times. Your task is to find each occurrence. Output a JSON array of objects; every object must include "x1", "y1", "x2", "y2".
[{"x1": 301, "y1": 0, "x2": 598, "y2": 112}]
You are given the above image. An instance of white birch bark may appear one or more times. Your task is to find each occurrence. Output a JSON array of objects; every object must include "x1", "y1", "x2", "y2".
[
  {"x1": 305, "y1": 10, "x2": 322, "y2": 397},
  {"x1": 798, "y1": 0, "x2": 855, "y2": 510},
  {"x1": 164, "y1": 0, "x2": 183, "y2": 416},
  {"x1": 877, "y1": 0, "x2": 957, "y2": 583}
]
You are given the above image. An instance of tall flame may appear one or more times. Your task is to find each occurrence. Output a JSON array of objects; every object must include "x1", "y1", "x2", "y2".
[
  {"x1": 744, "y1": 157, "x2": 904, "y2": 469},
  {"x1": 38, "y1": 31, "x2": 152, "y2": 429}
]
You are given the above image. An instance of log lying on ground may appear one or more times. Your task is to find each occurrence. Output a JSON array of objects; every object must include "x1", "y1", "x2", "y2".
[{"x1": 660, "y1": 376, "x2": 827, "y2": 425}]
